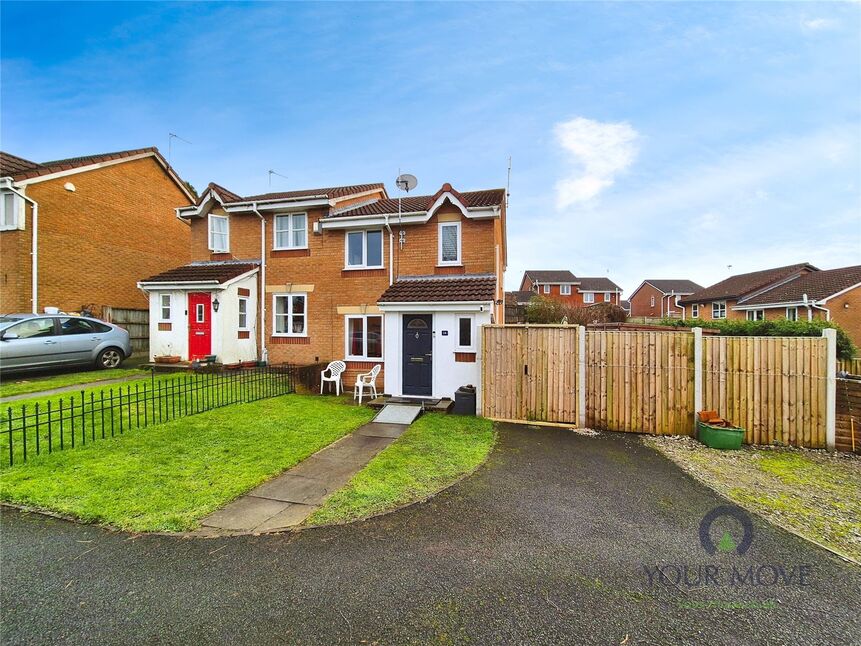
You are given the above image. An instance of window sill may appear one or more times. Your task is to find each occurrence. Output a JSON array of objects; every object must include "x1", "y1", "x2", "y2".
[
  {"x1": 343, "y1": 266, "x2": 385, "y2": 271},
  {"x1": 346, "y1": 356, "x2": 384, "y2": 362},
  {"x1": 436, "y1": 263, "x2": 462, "y2": 268}
]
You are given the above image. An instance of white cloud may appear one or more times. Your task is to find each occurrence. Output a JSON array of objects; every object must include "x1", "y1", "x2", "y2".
[
  {"x1": 553, "y1": 117, "x2": 639, "y2": 207},
  {"x1": 801, "y1": 18, "x2": 838, "y2": 31}
]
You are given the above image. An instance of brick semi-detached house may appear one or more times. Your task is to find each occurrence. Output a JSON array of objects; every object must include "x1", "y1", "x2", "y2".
[
  {"x1": 138, "y1": 181, "x2": 507, "y2": 400},
  {"x1": 0, "y1": 148, "x2": 193, "y2": 315},
  {"x1": 518, "y1": 270, "x2": 622, "y2": 307},
  {"x1": 628, "y1": 279, "x2": 703, "y2": 318}
]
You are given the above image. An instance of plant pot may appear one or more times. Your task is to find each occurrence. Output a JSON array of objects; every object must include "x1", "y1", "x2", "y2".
[
  {"x1": 697, "y1": 421, "x2": 744, "y2": 450},
  {"x1": 154, "y1": 355, "x2": 181, "y2": 364}
]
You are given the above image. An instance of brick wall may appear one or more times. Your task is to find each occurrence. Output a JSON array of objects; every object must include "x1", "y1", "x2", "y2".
[
  {"x1": 0, "y1": 156, "x2": 190, "y2": 314},
  {"x1": 530, "y1": 284, "x2": 620, "y2": 307},
  {"x1": 682, "y1": 299, "x2": 745, "y2": 321},
  {"x1": 188, "y1": 197, "x2": 503, "y2": 382},
  {"x1": 630, "y1": 284, "x2": 685, "y2": 318},
  {"x1": 825, "y1": 287, "x2": 861, "y2": 350}
]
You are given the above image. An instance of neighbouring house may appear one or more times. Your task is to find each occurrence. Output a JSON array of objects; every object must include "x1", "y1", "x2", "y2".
[
  {"x1": 620, "y1": 299, "x2": 631, "y2": 316},
  {"x1": 678, "y1": 263, "x2": 818, "y2": 322},
  {"x1": 519, "y1": 270, "x2": 622, "y2": 307},
  {"x1": 629, "y1": 279, "x2": 703, "y2": 318},
  {"x1": 0, "y1": 148, "x2": 193, "y2": 317},
  {"x1": 732, "y1": 265, "x2": 861, "y2": 348},
  {"x1": 504, "y1": 290, "x2": 535, "y2": 323},
  {"x1": 138, "y1": 181, "x2": 507, "y2": 399}
]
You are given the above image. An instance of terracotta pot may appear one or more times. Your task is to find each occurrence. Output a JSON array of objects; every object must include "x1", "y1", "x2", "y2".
[{"x1": 155, "y1": 355, "x2": 181, "y2": 364}]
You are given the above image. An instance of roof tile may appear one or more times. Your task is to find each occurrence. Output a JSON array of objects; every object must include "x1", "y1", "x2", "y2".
[
  {"x1": 140, "y1": 261, "x2": 259, "y2": 285},
  {"x1": 378, "y1": 275, "x2": 496, "y2": 303},
  {"x1": 679, "y1": 263, "x2": 817, "y2": 304},
  {"x1": 741, "y1": 265, "x2": 861, "y2": 305}
]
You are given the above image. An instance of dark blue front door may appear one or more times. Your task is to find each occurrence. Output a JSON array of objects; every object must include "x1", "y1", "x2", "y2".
[{"x1": 402, "y1": 314, "x2": 432, "y2": 396}]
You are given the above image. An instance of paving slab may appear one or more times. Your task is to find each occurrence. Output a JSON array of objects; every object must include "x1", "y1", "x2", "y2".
[
  {"x1": 254, "y1": 503, "x2": 317, "y2": 532},
  {"x1": 374, "y1": 404, "x2": 422, "y2": 424},
  {"x1": 252, "y1": 474, "x2": 333, "y2": 505},
  {"x1": 356, "y1": 422, "x2": 408, "y2": 438},
  {"x1": 287, "y1": 454, "x2": 368, "y2": 482},
  {"x1": 201, "y1": 496, "x2": 290, "y2": 531}
]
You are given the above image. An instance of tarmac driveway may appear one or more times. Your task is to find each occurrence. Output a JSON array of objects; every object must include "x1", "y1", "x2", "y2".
[{"x1": 2, "y1": 423, "x2": 858, "y2": 645}]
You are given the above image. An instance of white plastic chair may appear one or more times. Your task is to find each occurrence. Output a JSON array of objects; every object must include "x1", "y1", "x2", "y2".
[
  {"x1": 320, "y1": 360, "x2": 347, "y2": 395},
  {"x1": 353, "y1": 364, "x2": 381, "y2": 404}
]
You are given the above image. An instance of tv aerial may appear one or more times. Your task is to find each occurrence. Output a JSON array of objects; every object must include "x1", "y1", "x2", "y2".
[{"x1": 395, "y1": 173, "x2": 417, "y2": 250}]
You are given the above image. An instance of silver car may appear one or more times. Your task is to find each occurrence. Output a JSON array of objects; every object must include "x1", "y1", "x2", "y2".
[{"x1": 0, "y1": 313, "x2": 132, "y2": 373}]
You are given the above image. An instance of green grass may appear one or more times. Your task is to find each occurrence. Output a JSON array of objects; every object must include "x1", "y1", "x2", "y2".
[
  {"x1": 307, "y1": 413, "x2": 495, "y2": 526},
  {"x1": 0, "y1": 366, "x2": 149, "y2": 399},
  {"x1": 0, "y1": 394, "x2": 374, "y2": 531}
]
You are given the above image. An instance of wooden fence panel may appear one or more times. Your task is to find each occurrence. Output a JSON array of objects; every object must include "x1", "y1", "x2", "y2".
[
  {"x1": 838, "y1": 358, "x2": 861, "y2": 375},
  {"x1": 702, "y1": 336, "x2": 827, "y2": 448},
  {"x1": 836, "y1": 378, "x2": 861, "y2": 453},
  {"x1": 585, "y1": 331, "x2": 694, "y2": 435},
  {"x1": 481, "y1": 325, "x2": 579, "y2": 424},
  {"x1": 102, "y1": 306, "x2": 149, "y2": 355}
]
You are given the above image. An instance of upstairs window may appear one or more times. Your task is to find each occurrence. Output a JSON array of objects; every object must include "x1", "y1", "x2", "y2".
[
  {"x1": 712, "y1": 301, "x2": 727, "y2": 319},
  {"x1": 160, "y1": 294, "x2": 171, "y2": 321},
  {"x1": 346, "y1": 315, "x2": 383, "y2": 360},
  {"x1": 273, "y1": 293, "x2": 306, "y2": 336},
  {"x1": 208, "y1": 214, "x2": 229, "y2": 252},
  {"x1": 438, "y1": 221, "x2": 461, "y2": 265},
  {"x1": 346, "y1": 230, "x2": 383, "y2": 268},
  {"x1": 650, "y1": 295, "x2": 656, "y2": 307},
  {"x1": 1, "y1": 193, "x2": 21, "y2": 230},
  {"x1": 584, "y1": 292, "x2": 595, "y2": 304},
  {"x1": 274, "y1": 213, "x2": 307, "y2": 249},
  {"x1": 560, "y1": 285, "x2": 571, "y2": 296}
]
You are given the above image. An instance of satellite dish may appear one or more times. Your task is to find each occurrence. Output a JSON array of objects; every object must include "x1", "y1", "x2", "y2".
[{"x1": 396, "y1": 173, "x2": 417, "y2": 193}]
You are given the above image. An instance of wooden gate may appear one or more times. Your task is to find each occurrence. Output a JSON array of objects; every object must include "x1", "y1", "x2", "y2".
[{"x1": 482, "y1": 325, "x2": 580, "y2": 424}]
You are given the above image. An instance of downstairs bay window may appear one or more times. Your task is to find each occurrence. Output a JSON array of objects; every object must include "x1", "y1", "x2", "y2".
[
  {"x1": 273, "y1": 293, "x2": 307, "y2": 336},
  {"x1": 345, "y1": 315, "x2": 382, "y2": 360}
]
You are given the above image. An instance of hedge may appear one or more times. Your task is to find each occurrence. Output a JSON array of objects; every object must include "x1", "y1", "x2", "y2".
[{"x1": 659, "y1": 318, "x2": 856, "y2": 360}]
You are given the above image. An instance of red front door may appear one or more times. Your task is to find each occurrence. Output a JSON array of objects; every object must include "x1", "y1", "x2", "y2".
[{"x1": 188, "y1": 292, "x2": 212, "y2": 360}]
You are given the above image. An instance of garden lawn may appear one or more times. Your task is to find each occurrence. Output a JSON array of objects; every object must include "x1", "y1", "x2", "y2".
[
  {"x1": 0, "y1": 394, "x2": 374, "y2": 532},
  {"x1": 307, "y1": 413, "x2": 495, "y2": 526},
  {"x1": 646, "y1": 435, "x2": 861, "y2": 562},
  {"x1": 0, "y1": 366, "x2": 148, "y2": 399}
]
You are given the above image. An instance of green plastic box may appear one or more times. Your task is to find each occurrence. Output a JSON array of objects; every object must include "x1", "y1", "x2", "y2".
[{"x1": 697, "y1": 421, "x2": 745, "y2": 450}]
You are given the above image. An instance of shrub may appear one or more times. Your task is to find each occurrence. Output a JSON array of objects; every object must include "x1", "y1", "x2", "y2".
[
  {"x1": 659, "y1": 318, "x2": 856, "y2": 360},
  {"x1": 525, "y1": 296, "x2": 627, "y2": 325}
]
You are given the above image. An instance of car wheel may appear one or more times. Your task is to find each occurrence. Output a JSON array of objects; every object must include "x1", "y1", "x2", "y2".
[{"x1": 97, "y1": 348, "x2": 124, "y2": 369}]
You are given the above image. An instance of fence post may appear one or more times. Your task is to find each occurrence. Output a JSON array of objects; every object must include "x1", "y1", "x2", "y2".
[
  {"x1": 693, "y1": 327, "x2": 703, "y2": 434},
  {"x1": 577, "y1": 326, "x2": 586, "y2": 428},
  {"x1": 823, "y1": 328, "x2": 837, "y2": 451}
]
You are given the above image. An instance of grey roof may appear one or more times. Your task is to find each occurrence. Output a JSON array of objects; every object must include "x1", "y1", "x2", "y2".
[
  {"x1": 577, "y1": 277, "x2": 622, "y2": 292},
  {"x1": 639, "y1": 279, "x2": 703, "y2": 295},
  {"x1": 523, "y1": 270, "x2": 578, "y2": 284},
  {"x1": 507, "y1": 290, "x2": 536, "y2": 305}
]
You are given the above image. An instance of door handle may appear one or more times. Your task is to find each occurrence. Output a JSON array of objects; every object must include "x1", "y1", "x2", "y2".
[
  {"x1": 44, "y1": 340, "x2": 57, "y2": 345},
  {"x1": 195, "y1": 332, "x2": 205, "y2": 336},
  {"x1": 410, "y1": 357, "x2": 424, "y2": 363}
]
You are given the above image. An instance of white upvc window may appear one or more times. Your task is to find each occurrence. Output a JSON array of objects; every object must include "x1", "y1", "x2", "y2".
[
  {"x1": 1, "y1": 192, "x2": 22, "y2": 230},
  {"x1": 160, "y1": 294, "x2": 171, "y2": 321},
  {"x1": 208, "y1": 214, "x2": 229, "y2": 252},
  {"x1": 712, "y1": 301, "x2": 727, "y2": 319},
  {"x1": 604, "y1": 292, "x2": 611, "y2": 302},
  {"x1": 438, "y1": 221, "x2": 462, "y2": 265},
  {"x1": 274, "y1": 213, "x2": 307, "y2": 249},
  {"x1": 746, "y1": 309, "x2": 765, "y2": 321},
  {"x1": 456, "y1": 315, "x2": 475, "y2": 351},
  {"x1": 650, "y1": 295, "x2": 656, "y2": 307},
  {"x1": 691, "y1": 304, "x2": 699, "y2": 318},
  {"x1": 543, "y1": 284, "x2": 551, "y2": 294},
  {"x1": 583, "y1": 292, "x2": 595, "y2": 304},
  {"x1": 345, "y1": 315, "x2": 383, "y2": 360},
  {"x1": 273, "y1": 293, "x2": 307, "y2": 336},
  {"x1": 238, "y1": 297, "x2": 249, "y2": 330},
  {"x1": 785, "y1": 306, "x2": 798, "y2": 321},
  {"x1": 345, "y1": 230, "x2": 384, "y2": 269},
  {"x1": 560, "y1": 284, "x2": 571, "y2": 296}
]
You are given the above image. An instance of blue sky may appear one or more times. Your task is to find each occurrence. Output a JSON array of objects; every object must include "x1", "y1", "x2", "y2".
[{"x1": 2, "y1": 1, "x2": 859, "y2": 294}]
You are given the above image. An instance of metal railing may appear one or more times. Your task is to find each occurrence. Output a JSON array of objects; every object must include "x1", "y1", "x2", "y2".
[{"x1": 3, "y1": 365, "x2": 295, "y2": 467}]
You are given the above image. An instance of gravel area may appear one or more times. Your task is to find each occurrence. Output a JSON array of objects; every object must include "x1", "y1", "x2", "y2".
[{"x1": 645, "y1": 435, "x2": 861, "y2": 563}]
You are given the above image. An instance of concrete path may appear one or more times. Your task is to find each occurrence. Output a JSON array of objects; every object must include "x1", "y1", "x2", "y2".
[
  {"x1": 198, "y1": 421, "x2": 408, "y2": 534},
  {"x1": 0, "y1": 373, "x2": 151, "y2": 403}
]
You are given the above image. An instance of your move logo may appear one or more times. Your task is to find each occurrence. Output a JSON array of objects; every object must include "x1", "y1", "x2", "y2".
[
  {"x1": 641, "y1": 506, "x2": 814, "y2": 592},
  {"x1": 699, "y1": 505, "x2": 754, "y2": 556}
]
